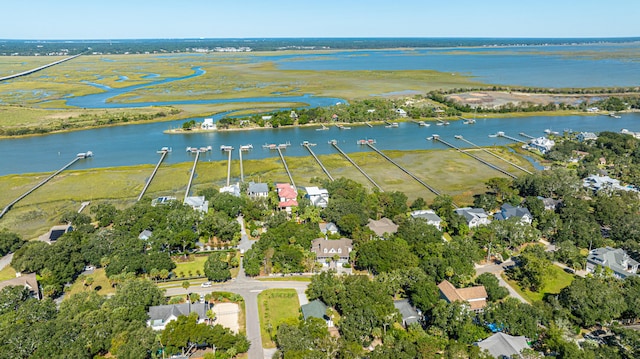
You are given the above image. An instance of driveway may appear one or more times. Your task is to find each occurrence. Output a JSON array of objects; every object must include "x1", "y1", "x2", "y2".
[
  {"x1": 475, "y1": 260, "x2": 529, "y2": 304},
  {"x1": 0, "y1": 253, "x2": 13, "y2": 272}
]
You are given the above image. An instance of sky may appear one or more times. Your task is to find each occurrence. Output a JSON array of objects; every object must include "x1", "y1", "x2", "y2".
[{"x1": 2, "y1": 0, "x2": 639, "y2": 40}]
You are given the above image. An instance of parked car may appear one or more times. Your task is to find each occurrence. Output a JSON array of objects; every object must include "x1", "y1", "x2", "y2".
[{"x1": 201, "y1": 282, "x2": 212, "y2": 288}]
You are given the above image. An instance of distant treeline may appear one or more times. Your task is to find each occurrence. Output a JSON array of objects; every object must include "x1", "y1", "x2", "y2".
[{"x1": 1, "y1": 37, "x2": 639, "y2": 55}]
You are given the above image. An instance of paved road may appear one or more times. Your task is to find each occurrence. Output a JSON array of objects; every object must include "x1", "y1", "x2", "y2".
[
  {"x1": 0, "y1": 253, "x2": 13, "y2": 272},
  {"x1": 237, "y1": 215, "x2": 257, "y2": 255},
  {"x1": 163, "y1": 262, "x2": 309, "y2": 359},
  {"x1": 475, "y1": 260, "x2": 529, "y2": 304}
]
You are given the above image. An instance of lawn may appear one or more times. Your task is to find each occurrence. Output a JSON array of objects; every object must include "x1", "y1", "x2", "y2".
[
  {"x1": 502, "y1": 265, "x2": 575, "y2": 303},
  {"x1": 257, "y1": 289, "x2": 300, "y2": 348},
  {"x1": 0, "y1": 265, "x2": 16, "y2": 281},
  {"x1": 256, "y1": 276, "x2": 312, "y2": 282},
  {"x1": 65, "y1": 268, "x2": 116, "y2": 297},
  {"x1": 173, "y1": 255, "x2": 208, "y2": 278}
]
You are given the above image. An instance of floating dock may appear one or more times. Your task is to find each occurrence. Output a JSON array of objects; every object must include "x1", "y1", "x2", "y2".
[
  {"x1": 365, "y1": 143, "x2": 443, "y2": 198},
  {"x1": 184, "y1": 150, "x2": 200, "y2": 201},
  {"x1": 276, "y1": 147, "x2": 296, "y2": 189},
  {"x1": 303, "y1": 143, "x2": 334, "y2": 181},
  {"x1": 431, "y1": 136, "x2": 518, "y2": 179},
  {"x1": 330, "y1": 141, "x2": 383, "y2": 192},
  {"x1": 0, "y1": 153, "x2": 90, "y2": 219},
  {"x1": 454, "y1": 135, "x2": 532, "y2": 175},
  {"x1": 137, "y1": 150, "x2": 169, "y2": 201}
]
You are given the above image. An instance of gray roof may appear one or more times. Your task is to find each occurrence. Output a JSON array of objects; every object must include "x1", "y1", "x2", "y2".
[
  {"x1": 587, "y1": 247, "x2": 639, "y2": 278},
  {"x1": 455, "y1": 207, "x2": 488, "y2": 222},
  {"x1": 147, "y1": 302, "x2": 210, "y2": 324},
  {"x1": 477, "y1": 332, "x2": 530, "y2": 358},
  {"x1": 494, "y1": 204, "x2": 531, "y2": 221},
  {"x1": 410, "y1": 210, "x2": 442, "y2": 223},
  {"x1": 301, "y1": 299, "x2": 328, "y2": 320},
  {"x1": 248, "y1": 182, "x2": 269, "y2": 194},
  {"x1": 311, "y1": 237, "x2": 352, "y2": 259},
  {"x1": 393, "y1": 299, "x2": 420, "y2": 326},
  {"x1": 138, "y1": 230, "x2": 153, "y2": 240}
]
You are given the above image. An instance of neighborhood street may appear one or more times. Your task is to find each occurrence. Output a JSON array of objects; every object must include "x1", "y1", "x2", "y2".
[
  {"x1": 163, "y1": 262, "x2": 309, "y2": 359},
  {"x1": 475, "y1": 260, "x2": 529, "y2": 304}
]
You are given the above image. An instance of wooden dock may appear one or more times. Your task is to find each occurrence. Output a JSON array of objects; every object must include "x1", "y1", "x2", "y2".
[
  {"x1": 519, "y1": 132, "x2": 535, "y2": 139},
  {"x1": 184, "y1": 151, "x2": 200, "y2": 201},
  {"x1": 365, "y1": 143, "x2": 443, "y2": 198},
  {"x1": 303, "y1": 143, "x2": 334, "y2": 181},
  {"x1": 239, "y1": 148, "x2": 244, "y2": 183},
  {"x1": 454, "y1": 135, "x2": 532, "y2": 175},
  {"x1": 226, "y1": 149, "x2": 232, "y2": 187},
  {"x1": 0, "y1": 154, "x2": 86, "y2": 219},
  {"x1": 276, "y1": 147, "x2": 295, "y2": 188},
  {"x1": 432, "y1": 136, "x2": 518, "y2": 179},
  {"x1": 137, "y1": 150, "x2": 169, "y2": 201},
  {"x1": 330, "y1": 141, "x2": 383, "y2": 192},
  {"x1": 497, "y1": 132, "x2": 527, "y2": 144}
]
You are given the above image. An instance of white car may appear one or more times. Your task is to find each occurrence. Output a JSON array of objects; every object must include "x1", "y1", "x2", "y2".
[{"x1": 201, "y1": 282, "x2": 212, "y2": 288}]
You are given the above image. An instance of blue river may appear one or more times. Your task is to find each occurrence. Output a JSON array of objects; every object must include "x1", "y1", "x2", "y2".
[{"x1": 2, "y1": 42, "x2": 640, "y2": 176}]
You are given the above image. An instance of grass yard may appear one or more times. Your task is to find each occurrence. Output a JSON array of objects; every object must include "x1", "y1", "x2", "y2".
[
  {"x1": 502, "y1": 265, "x2": 575, "y2": 303},
  {"x1": 257, "y1": 289, "x2": 300, "y2": 348},
  {"x1": 0, "y1": 265, "x2": 17, "y2": 281},
  {"x1": 173, "y1": 255, "x2": 208, "y2": 277},
  {"x1": 65, "y1": 268, "x2": 116, "y2": 297},
  {"x1": 256, "y1": 276, "x2": 312, "y2": 282}
]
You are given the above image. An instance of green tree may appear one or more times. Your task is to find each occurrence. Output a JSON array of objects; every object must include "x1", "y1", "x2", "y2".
[
  {"x1": 474, "y1": 272, "x2": 508, "y2": 302},
  {"x1": 204, "y1": 252, "x2": 231, "y2": 282}
]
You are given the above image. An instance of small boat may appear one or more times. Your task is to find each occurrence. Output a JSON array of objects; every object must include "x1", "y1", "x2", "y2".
[
  {"x1": 200, "y1": 146, "x2": 212, "y2": 152},
  {"x1": 77, "y1": 151, "x2": 94, "y2": 158},
  {"x1": 316, "y1": 124, "x2": 329, "y2": 131},
  {"x1": 609, "y1": 113, "x2": 622, "y2": 118},
  {"x1": 544, "y1": 129, "x2": 559, "y2": 135},
  {"x1": 357, "y1": 139, "x2": 376, "y2": 145},
  {"x1": 340, "y1": 126, "x2": 351, "y2": 130},
  {"x1": 262, "y1": 143, "x2": 277, "y2": 150},
  {"x1": 385, "y1": 122, "x2": 399, "y2": 128},
  {"x1": 328, "y1": 139, "x2": 337, "y2": 145},
  {"x1": 301, "y1": 141, "x2": 317, "y2": 146},
  {"x1": 186, "y1": 146, "x2": 197, "y2": 153},
  {"x1": 436, "y1": 122, "x2": 443, "y2": 126},
  {"x1": 420, "y1": 122, "x2": 430, "y2": 127},
  {"x1": 157, "y1": 147, "x2": 172, "y2": 153},
  {"x1": 220, "y1": 145, "x2": 234, "y2": 151},
  {"x1": 454, "y1": 135, "x2": 463, "y2": 139},
  {"x1": 278, "y1": 141, "x2": 291, "y2": 149},
  {"x1": 240, "y1": 144, "x2": 253, "y2": 151}
]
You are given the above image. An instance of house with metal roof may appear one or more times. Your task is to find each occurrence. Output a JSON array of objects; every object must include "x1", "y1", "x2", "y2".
[
  {"x1": 476, "y1": 332, "x2": 531, "y2": 358},
  {"x1": 393, "y1": 299, "x2": 421, "y2": 327},
  {"x1": 247, "y1": 182, "x2": 269, "y2": 199},
  {"x1": 455, "y1": 207, "x2": 491, "y2": 228},
  {"x1": 304, "y1": 186, "x2": 329, "y2": 208},
  {"x1": 300, "y1": 299, "x2": 333, "y2": 327},
  {"x1": 147, "y1": 302, "x2": 212, "y2": 331},
  {"x1": 494, "y1": 204, "x2": 532, "y2": 225},
  {"x1": 587, "y1": 247, "x2": 639, "y2": 279},
  {"x1": 410, "y1": 209, "x2": 442, "y2": 230}
]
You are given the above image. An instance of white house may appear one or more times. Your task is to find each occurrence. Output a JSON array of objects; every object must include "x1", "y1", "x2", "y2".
[
  {"x1": 410, "y1": 209, "x2": 443, "y2": 230},
  {"x1": 247, "y1": 182, "x2": 269, "y2": 199},
  {"x1": 494, "y1": 203, "x2": 533, "y2": 225},
  {"x1": 395, "y1": 108, "x2": 407, "y2": 117},
  {"x1": 201, "y1": 118, "x2": 217, "y2": 130},
  {"x1": 184, "y1": 196, "x2": 209, "y2": 213},
  {"x1": 311, "y1": 237, "x2": 353, "y2": 269},
  {"x1": 528, "y1": 137, "x2": 555, "y2": 154},
  {"x1": 587, "y1": 247, "x2": 639, "y2": 279},
  {"x1": 577, "y1": 132, "x2": 598, "y2": 142},
  {"x1": 305, "y1": 186, "x2": 329, "y2": 208},
  {"x1": 455, "y1": 207, "x2": 491, "y2": 228},
  {"x1": 220, "y1": 183, "x2": 241, "y2": 197}
]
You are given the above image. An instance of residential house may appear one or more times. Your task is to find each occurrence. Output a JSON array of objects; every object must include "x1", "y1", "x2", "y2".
[
  {"x1": 587, "y1": 247, "x2": 639, "y2": 278},
  {"x1": 395, "y1": 108, "x2": 407, "y2": 117},
  {"x1": 311, "y1": 237, "x2": 353, "y2": 269},
  {"x1": 576, "y1": 132, "x2": 598, "y2": 142},
  {"x1": 455, "y1": 207, "x2": 491, "y2": 228},
  {"x1": 528, "y1": 137, "x2": 555, "y2": 154},
  {"x1": 367, "y1": 217, "x2": 398, "y2": 238},
  {"x1": 583, "y1": 174, "x2": 638, "y2": 193},
  {"x1": 410, "y1": 209, "x2": 442, "y2": 230},
  {"x1": 493, "y1": 204, "x2": 532, "y2": 225},
  {"x1": 138, "y1": 230, "x2": 153, "y2": 241},
  {"x1": 300, "y1": 299, "x2": 333, "y2": 327},
  {"x1": 38, "y1": 224, "x2": 73, "y2": 243},
  {"x1": 0, "y1": 273, "x2": 41, "y2": 299},
  {"x1": 247, "y1": 182, "x2": 269, "y2": 199},
  {"x1": 151, "y1": 196, "x2": 176, "y2": 206},
  {"x1": 476, "y1": 332, "x2": 531, "y2": 359},
  {"x1": 394, "y1": 299, "x2": 421, "y2": 327},
  {"x1": 276, "y1": 183, "x2": 298, "y2": 213},
  {"x1": 219, "y1": 183, "x2": 241, "y2": 197},
  {"x1": 305, "y1": 186, "x2": 329, "y2": 208},
  {"x1": 438, "y1": 280, "x2": 488, "y2": 313},
  {"x1": 184, "y1": 196, "x2": 209, "y2": 213},
  {"x1": 539, "y1": 197, "x2": 562, "y2": 211},
  {"x1": 147, "y1": 302, "x2": 212, "y2": 331},
  {"x1": 621, "y1": 128, "x2": 640, "y2": 139},
  {"x1": 201, "y1": 118, "x2": 217, "y2": 130},
  {"x1": 319, "y1": 222, "x2": 339, "y2": 235}
]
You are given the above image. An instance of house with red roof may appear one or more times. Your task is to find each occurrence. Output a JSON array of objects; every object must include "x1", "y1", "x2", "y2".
[{"x1": 276, "y1": 183, "x2": 298, "y2": 213}]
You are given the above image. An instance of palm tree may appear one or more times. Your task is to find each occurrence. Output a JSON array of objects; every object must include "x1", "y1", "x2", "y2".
[{"x1": 206, "y1": 308, "x2": 216, "y2": 325}]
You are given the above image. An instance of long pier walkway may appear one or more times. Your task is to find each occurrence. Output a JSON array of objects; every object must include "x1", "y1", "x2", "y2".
[
  {"x1": 184, "y1": 151, "x2": 200, "y2": 201},
  {"x1": 238, "y1": 149, "x2": 244, "y2": 183},
  {"x1": 497, "y1": 132, "x2": 526, "y2": 144},
  {"x1": 226, "y1": 150, "x2": 232, "y2": 187},
  {"x1": 454, "y1": 135, "x2": 532, "y2": 175},
  {"x1": 365, "y1": 143, "x2": 442, "y2": 197},
  {"x1": 330, "y1": 141, "x2": 383, "y2": 191},
  {"x1": 0, "y1": 155, "x2": 83, "y2": 219},
  {"x1": 276, "y1": 148, "x2": 296, "y2": 188},
  {"x1": 303, "y1": 144, "x2": 334, "y2": 181},
  {"x1": 0, "y1": 54, "x2": 83, "y2": 82},
  {"x1": 137, "y1": 150, "x2": 169, "y2": 201},
  {"x1": 432, "y1": 136, "x2": 518, "y2": 179},
  {"x1": 519, "y1": 132, "x2": 535, "y2": 140}
]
